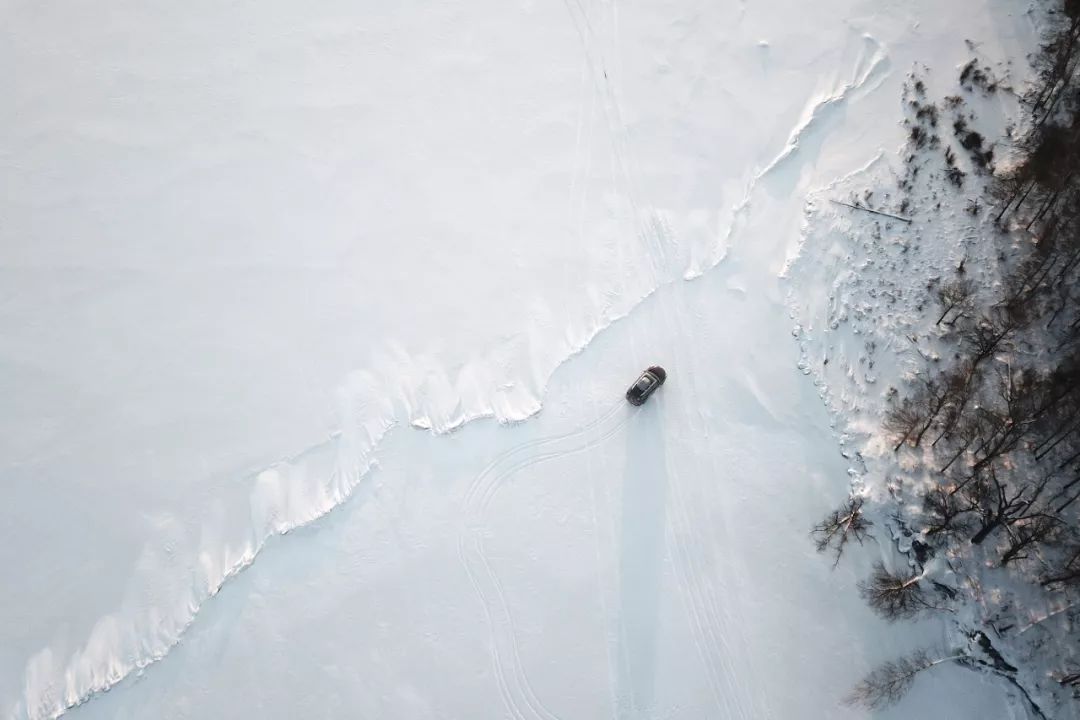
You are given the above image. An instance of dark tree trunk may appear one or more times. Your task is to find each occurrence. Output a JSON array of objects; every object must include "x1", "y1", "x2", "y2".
[{"x1": 971, "y1": 518, "x2": 1002, "y2": 545}]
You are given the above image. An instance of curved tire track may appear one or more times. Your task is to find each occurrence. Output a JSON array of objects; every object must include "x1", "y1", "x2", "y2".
[
  {"x1": 462, "y1": 401, "x2": 621, "y2": 509},
  {"x1": 459, "y1": 402, "x2": 629, "y2": 720}
]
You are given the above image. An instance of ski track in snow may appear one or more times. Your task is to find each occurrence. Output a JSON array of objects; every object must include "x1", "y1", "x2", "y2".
[
  {"x1": 9, "y1": 18, "x2": 894, "y2": 720},
  {"x1": 563, "y1": 0, "x2": 670, "y2": 278}
]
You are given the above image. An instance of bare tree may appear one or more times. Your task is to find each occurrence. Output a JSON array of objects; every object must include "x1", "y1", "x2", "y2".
[
  {"x1": 886, "y1": 371, "x2": 969, "y2": 451},
  {"x1": 965, "y1": 367, "x2": 1050, "y2": 477},
  {"x1": 884, "y1": 393, "x2": 930, "y2": 451},
  {"x1": 938, "y1": 405, "x2": 988, "y2": 471},
  {"x1": 922, "y1": 486, "x2": 973, "y2": 541},
  {"x1": 1042, "y1": 542, "x2": 1080, "y2": 588},
  {"x1": 992, "y1": 166, "x2": 1035, "y2": 224},
  {"x1": 1030, "y1": 12, "x2": 1080, "y2": 123},
  {"x1": 936, "y1": 278, "x2": 975, "y2": 325},
  {"x1": 966, "y1": 464, "x2": 1056, "y2": 546},
  {"x1": 1001, "y1": 515, "x2": 1061, "y2": 566},
  {"x1": 812, "y1": 497, "x2": 873, "y2": 566},
  {"x1": 959, "y1": 308, "x2": 1022, "y2": 367},
  {"x1": 844, "y1": 649, "x2": 961, "y2": 709},
  {"x1": 859, "y1": 562, "x2": 936, "y2": 620},
  {"x1": 1053, "y1": 474, "x2": 1080, "y2": 513},
  {"x1": 929, "y1": 364, "x2": 980, "y2": 448},
  {"x1": 1032, "y1": 401, "x2": 1080, "y2": 461}
]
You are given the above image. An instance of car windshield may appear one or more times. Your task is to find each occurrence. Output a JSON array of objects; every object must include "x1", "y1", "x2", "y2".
[{"x1": 634, "y1": 375, "x2": 654, "y2": 392}]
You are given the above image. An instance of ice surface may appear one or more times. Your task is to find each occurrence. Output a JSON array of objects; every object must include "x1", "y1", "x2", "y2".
[{"x1": 0, "y1": 0, "x2": 1040, "y2": 717}]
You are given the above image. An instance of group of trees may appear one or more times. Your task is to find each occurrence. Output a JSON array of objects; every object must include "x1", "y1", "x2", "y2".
[
  {"x1": 816, "y1": 1, "x2": 1080, "y2": 711},
  {"x1": 884, "y1": 355, "x2": 1080, "y2": 562}
]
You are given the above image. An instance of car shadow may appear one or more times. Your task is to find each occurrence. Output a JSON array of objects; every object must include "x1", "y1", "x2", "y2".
[{"x1": 614, "y1": 401, "x2": 669, "y2": 720}]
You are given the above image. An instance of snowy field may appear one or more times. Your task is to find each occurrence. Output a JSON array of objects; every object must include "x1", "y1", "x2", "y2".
[{"x1": 0, "y1": 1, "x2": 1044, "y2": 718}]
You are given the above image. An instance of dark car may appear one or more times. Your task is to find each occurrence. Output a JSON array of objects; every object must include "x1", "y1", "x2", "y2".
[{"x1": 626, "y1": 366, "x2": 667, "y2": 406}]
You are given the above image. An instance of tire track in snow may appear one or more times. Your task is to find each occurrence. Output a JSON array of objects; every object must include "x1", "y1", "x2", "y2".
[
  {"x1": 586, "y1": 0, "x2": 772, "y2": 701},
  {"x1": 458, "y1": 403, "x2": 630, "y2": 720},
  {"x1": 482, "y1": 538, "x2": 561, "y2": 720},
  {"x1": 583, "y1": 406, "x2": 621, "y2": 718},
  {"x1": 562, "y1": 1, "x2": 771, "y2": 708},
  {"x1": 463, "y1": 401, "x2": 621, "y2": 510},
  {"x1": 459, "y1": 534, "x2": 533, "y2": 720},
  {"x1": 476, "y1": 413, "x2": 629, "y2": 513},
  {"x1": 627, "y1": 280, "x2": 754, "y2": 720},
  {"x1": 578, "y1": 17, "x2": 791, "y2": 718},
  {"x1": 664, "y1": 477, "x2": 748, "y2": 719},
  {"x1": 620, "y1": 280, "x2": 741, "y2": 720},
  {"x1": 658, "y1": 273, "x2": 777, "y2": 719}
]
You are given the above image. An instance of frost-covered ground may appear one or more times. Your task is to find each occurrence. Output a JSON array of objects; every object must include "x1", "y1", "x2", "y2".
[{"x1": 0, "y1": 1, "x2": 1045, "y2": 718}]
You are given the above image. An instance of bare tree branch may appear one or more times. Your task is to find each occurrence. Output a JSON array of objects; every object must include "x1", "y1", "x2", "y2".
[{"x1": 811, "y1": 497, "x2": 873, "y2": 567}]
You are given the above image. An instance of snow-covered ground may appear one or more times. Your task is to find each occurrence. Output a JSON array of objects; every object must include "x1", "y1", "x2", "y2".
[
  {"x1": 785, "y1": 29, "x2": 1080, "y2": 715},
  {"x1": 0, "y1": 1, "x2": 1046, "y2": 718}
]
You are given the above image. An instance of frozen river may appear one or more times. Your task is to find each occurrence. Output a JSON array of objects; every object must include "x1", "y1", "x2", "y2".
[{"x1": 0, "y1": 0, "x2": 1035, "y2": 717}]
